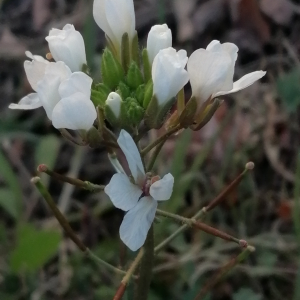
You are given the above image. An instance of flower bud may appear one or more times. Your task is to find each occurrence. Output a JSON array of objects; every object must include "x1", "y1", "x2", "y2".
[
  {"x1": 93, "y1": 0, "x2": 136, "y2": 54},
  {"x1": 101, "y1": 49, "x2": 124, "y2": 89},
  {"x1": 144, "y1": 48, "x2": 189, "y2": 129},
  {"x1": 125, "y1": 98, "x2": 144, "y2": 126},
  {"x1": 91, "y1": 83, "x2": 110, "y2": 107},
  {"x1": 46, "y1": 24, "x2": 87, "y2": 72},
  {"x1": 147, "y1": 24, "x2": 172, "y2": 64},
  {"x1": 126, "y1": 61, "x2": 144, "y2": 89},
  {"x1": 152, "y1": 48, "x2": 189, "y2": 107},
  {"x1": 106, "y1": 92, "x2": 122, "y2": 119}
]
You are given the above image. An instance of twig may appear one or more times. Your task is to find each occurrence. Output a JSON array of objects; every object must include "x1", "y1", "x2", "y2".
[
  {"x1": 37, "y1": 164, "x2": 105, "y2": 192},
  {"x1": 154, "y1": 162, "x2": 254, "y2": 252},
  {"x1": 156, "y1": 209, "x2": 248, "y2": 247}
]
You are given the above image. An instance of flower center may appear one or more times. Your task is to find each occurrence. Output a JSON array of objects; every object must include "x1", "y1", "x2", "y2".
[{"x1": 141, "y1": 174, "x2": 160, "y2": 197}]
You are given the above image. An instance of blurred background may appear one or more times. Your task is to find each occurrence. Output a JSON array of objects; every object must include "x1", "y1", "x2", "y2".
[{"x1": 1, "y1": 0, "x2": 300, "y2": 299}]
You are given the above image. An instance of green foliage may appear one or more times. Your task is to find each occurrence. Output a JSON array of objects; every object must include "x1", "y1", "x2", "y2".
[
  {"x1": 10, "y1": 224, "x2": 61, "y2": 273},
  {"x1": 0, "y1": 149, "x2": 22, "y2": 219},
  {"x1": 277, "y1": 68, "x2": 300, "y2": 112}
]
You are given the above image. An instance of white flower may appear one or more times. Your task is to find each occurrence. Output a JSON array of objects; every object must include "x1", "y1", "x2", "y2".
[
  {"x1": 52, "y1": 72, "x2": 97, "y2": 130},
  {"x1": 152, "y1": 47, "x2": 189, "y2": 106},
  {"x1": 187, "y1": 40, "x2": 266, "y2": 109},
  {"x1": 46, "y1": 24, "x2": 87, "y2": 72},
  {"x1": 147, "y1": 24, "x2": 172, "y2": 64},
  {"x1": 106, "y1": 92, "x2": 122, "y2": 118},
  {"x1": 93, "y1": 0, "x2": 135, "y2": 51},
  {"x1": 105, "y1": 130, "x2": 174, "y2": 251},
  {"x1": 9, "y1": 52, "x2": 72, "y2": 119}
]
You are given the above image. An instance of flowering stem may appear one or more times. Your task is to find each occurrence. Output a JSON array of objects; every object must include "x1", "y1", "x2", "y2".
[
  {"x1": 134, "y1": 226, "x2": 154, "y2": 300},
  {"x1": 156, "y1": 209, "x2": 247, "y2": 247},
  {"x1": 146, "y1": 139, "x2": 165, "y2": 171},
  {"x1": 59, "y1": 129, "x2": 87, "y2": 146},
  {"x1": 114, "y1": 248, "x2": 144, "y2": 300},
  {"x1": 141, "y1": 124, "x2": 182, "y2": 157},
  {"x1": 31, "y1": 177, "x2": 126, "y2": 276},
  {"x1": 37, "y1": 164, "x2": 105, "y2": 192},
  {"x1": 193, "y1": 246, "x2": 255, "y2": 300}
]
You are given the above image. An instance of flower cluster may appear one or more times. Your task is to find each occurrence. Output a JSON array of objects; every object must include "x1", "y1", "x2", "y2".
[{"x1": 9, "y1": 0, "x2": 266, "y2": 251}]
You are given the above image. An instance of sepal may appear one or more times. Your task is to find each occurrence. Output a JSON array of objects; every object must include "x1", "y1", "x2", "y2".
[{"x1": 101, "y1": 48, "x2": 124, "y2": 89}]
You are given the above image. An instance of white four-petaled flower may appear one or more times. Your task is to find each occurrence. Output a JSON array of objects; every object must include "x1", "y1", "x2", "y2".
[
  {"x1": 9, "y1": 51, "x2": 96, "y2": 131},
  {"x1": 187, "y1": 40, "x2": 266, "y2": 112},
  {"x1": 105, "y1": 130, "x2": 174, "y2": 251}
]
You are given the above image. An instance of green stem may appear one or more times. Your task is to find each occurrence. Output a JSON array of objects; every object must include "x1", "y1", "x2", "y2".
[
  {"x1": 37, "y1": 165, "x2": 105, "y2": 192},
  {"x1": 134, "y1": 226, "x2": 154, "y2": 300},
  {"x1": 146, "y1": 139, "x2": 165, "y2": 171},
  {"x1": 141, "y1": 124, "x2": 181, "y2": 157}
]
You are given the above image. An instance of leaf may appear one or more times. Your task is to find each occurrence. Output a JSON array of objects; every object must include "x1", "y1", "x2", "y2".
[
  {"x1": 0, "y1": 188, "x2": 19, "y2": 219},
  {"x1": 0, "y1": 149, "x2": 22, "y2": 220},
  {"x1": 10, "y1": 224, "x2": 61, "y2": 273},
  {"x1": 277, "y1": 69, "x2": 300, "y2": 112},
  {"x1": 233, "y1": 288, "x2": 262, "y2": 300}
]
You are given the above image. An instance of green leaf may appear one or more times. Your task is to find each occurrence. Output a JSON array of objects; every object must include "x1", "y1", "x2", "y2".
[
  {"x1": 277, "y1": 69, "x2": 300, "y2": 112},
  {"x1": 0, "y1": 149, "x2": 22, "y2": 219},
  {"x1": 233, "y1": 288, "x2": 262, "y2": 300},
  {"x1": 0, "y1": 189, "x2": 19, "y2": 219},
  {"x1": 10, "y1": 224, "x2": 61, "y2": 273}
]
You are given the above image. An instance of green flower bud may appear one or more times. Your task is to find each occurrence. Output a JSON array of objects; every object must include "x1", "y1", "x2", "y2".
[
  {"x1": 101, "y1": 48, "x2": 124, "y2": 89},
  {"x1": 91, "y1": 83, "x2": 110, "y2": 107},
  {"x1": 126, "y1": 61, "x2": 144, "y2": 89},
  {"x1": 125, "y1": 97, "x2": 144, "y2": 127},
  {"x1": 117, "y1": 81, "x2": 131, "y2": 100},
  {"x1": 135, "y1": 84, "x2": 145, "y2": 106}
]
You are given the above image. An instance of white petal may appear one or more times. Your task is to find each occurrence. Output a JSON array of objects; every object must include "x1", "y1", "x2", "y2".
[
  {"x1": 106, "y1": 0, "x2": 136, "y2": 45},
  {"x1": 9, "y1": 93, "x2": 42, "y2": 110},
  {"x1": 24, "y1": 60, "x2": 48, "y2": 91},
  {"x1": 214, "y1": 71, "x2": 266, "y2": 97},
  {"x1": 120, "y1": 196, "x2": 157, "y2": 251},
  {"x1": 25, "y1": 51, "x2": 49, "y2": 63},
  {"x1": 117, "y1": 130, "x2": 145, "y2": 184},
  {"x1": 187, "y1": 49, "x2": 232, "y2": 104},
  {"x1": 59, "y1": 72, "x2": 92, "y2": 98},
  {"x1": 104, "y1": 173, "x2": 142, "y2": 211},
  {"x1": 152, "y1": 47, "x2": 189, "y2": 106},
  {"x1": 52, "y1": 92, "x2": 97, "y2": 130},
  {"x1": 93, "y1": 0, "x2": 117, "y2": 45},
  {"x1": 149, "y1": 173, "x2": 174, "y2": 201},
  {"x1": 36, "y1": 62, "x2": 72, "y2": 119}
]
